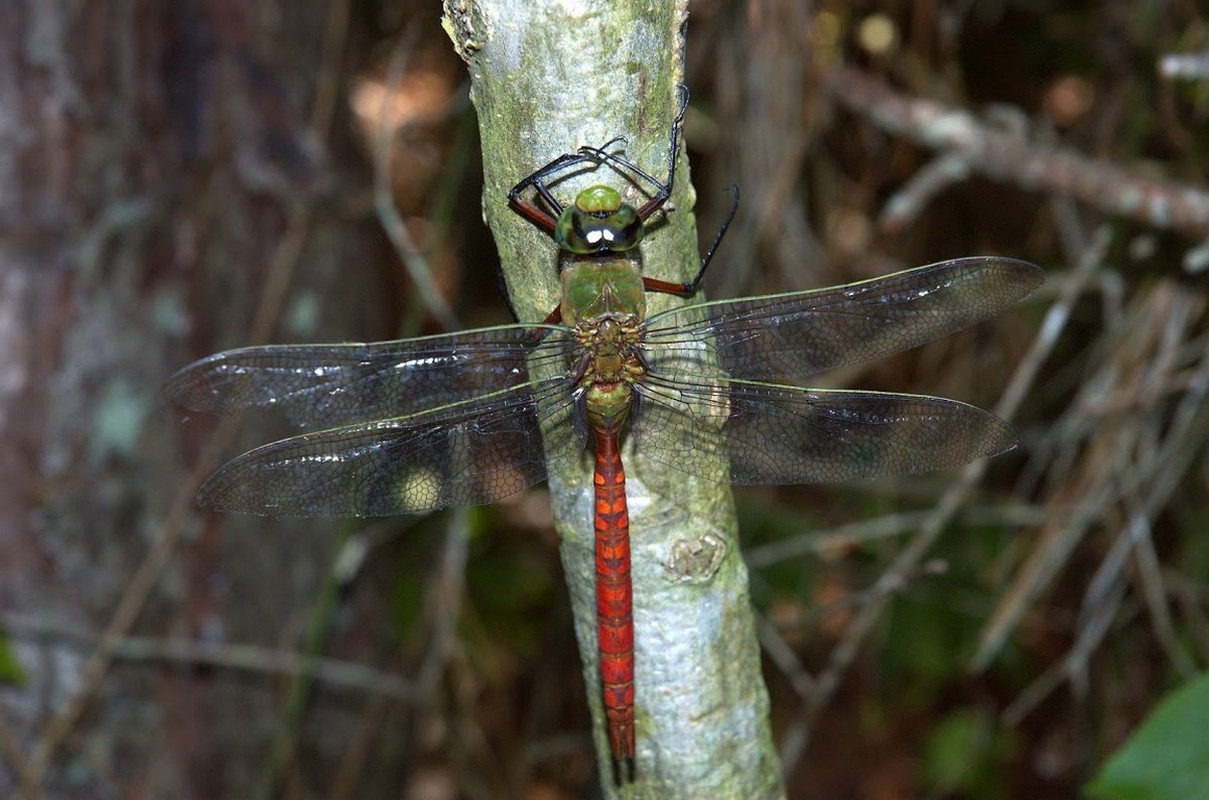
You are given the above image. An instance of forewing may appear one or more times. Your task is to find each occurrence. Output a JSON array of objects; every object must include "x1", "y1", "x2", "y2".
[
  {"x1": 165, "y1": 325, "x2": 571, "y2": 428},
  {"x1": 634, "y1": 377, "x2": 1016, "y2": 485},
  {"x1": 642, "y1": 257, "x2": 1043, "y2": 383},
  {"x1": 197, "y1": 377, "x2": 585, "y2": 517}
]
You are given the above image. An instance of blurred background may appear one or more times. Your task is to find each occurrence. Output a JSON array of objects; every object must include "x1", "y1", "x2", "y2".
[{"x1": 3, "y1": 1, "x2": 1208, "y2": 798}]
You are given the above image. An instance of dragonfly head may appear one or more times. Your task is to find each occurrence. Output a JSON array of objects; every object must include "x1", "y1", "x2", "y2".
[{"x1": 556, "y1": 185, "x2": 644, "y2": 255}]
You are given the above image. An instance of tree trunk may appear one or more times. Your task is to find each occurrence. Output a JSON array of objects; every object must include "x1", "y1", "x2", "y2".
[
  {"x1": 0, "y1": 3, "x2": 395, "y2": 796},
  {"x1": 443, "y1": 1, "x2": 783, "y2": 796}
]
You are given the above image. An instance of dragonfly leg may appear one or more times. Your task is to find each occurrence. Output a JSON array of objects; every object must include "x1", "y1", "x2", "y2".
[
  {"x1": 578, "y1": 84, "x2": 689, "y2": 222},
  {"x1": 642, "y1": 184, "x2": 741, "y2": 298},
  {"x1": 509, "y1": 85, "x2": 691, "y2": 234},
  {"x1": 525, "y1": 305, "x2": 564, "y2": 346},
  {"x1": 508, "y1": 166, "x2": 566, "y2": 233},
  {"x1": 508, "y1": 149, "x2": 606, "y2": 233},
  {"x1": 636, "y1": 82, "x2": 689, "y2": 220}
]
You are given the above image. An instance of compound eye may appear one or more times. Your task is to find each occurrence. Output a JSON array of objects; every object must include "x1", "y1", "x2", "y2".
[
  {"x1": 597, "y1": 205, "x2": 642, "y2": 252},
  {"x1": 555, "y1": 188, "x2": 644, "y2": 254}
]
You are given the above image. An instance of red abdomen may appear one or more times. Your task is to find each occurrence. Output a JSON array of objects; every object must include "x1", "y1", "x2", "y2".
[{"x1": 592, "y1": 427, "x2": 634, "y2": 761}]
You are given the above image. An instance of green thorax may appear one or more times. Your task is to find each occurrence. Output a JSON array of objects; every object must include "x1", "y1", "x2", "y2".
[
  {"x1": 559, "y1": 258, "x2": 647, "y2": 326},
  {"x1": 561, "y1": 258, "x2": 647, "y2": 434}
]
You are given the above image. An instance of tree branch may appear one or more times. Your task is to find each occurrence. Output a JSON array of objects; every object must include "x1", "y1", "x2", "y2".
[
  {"x1": 443, "y1": 1, "x2": 783, "y2": 796},
  {"x1": 823, "y1": 65, "x2": 1209, "y2": 272}
]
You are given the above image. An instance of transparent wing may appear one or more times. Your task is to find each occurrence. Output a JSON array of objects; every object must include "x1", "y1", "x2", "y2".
[
  {"x1": 642, "y1": 257, "x2": 1043, "y2": 383},
  {"x1": 633, "y1": 375, "x2": 1016, "y2": 486},
  {"x1": 165, "y1": 324, "x2": 572, "y2": 428},
  {"x1": 196, "y1": 377, "x2": 587, "y2": 517}
]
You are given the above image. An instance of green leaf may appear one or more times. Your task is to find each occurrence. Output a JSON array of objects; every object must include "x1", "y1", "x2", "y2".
[{"x1": 1086, "y1": 672, "x2": 1209, "y2": 800}]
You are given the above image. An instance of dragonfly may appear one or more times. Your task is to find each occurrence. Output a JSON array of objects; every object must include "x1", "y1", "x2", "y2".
[{"x1": 165, "y1": 87, "x2": 1043, "y2": 779}]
